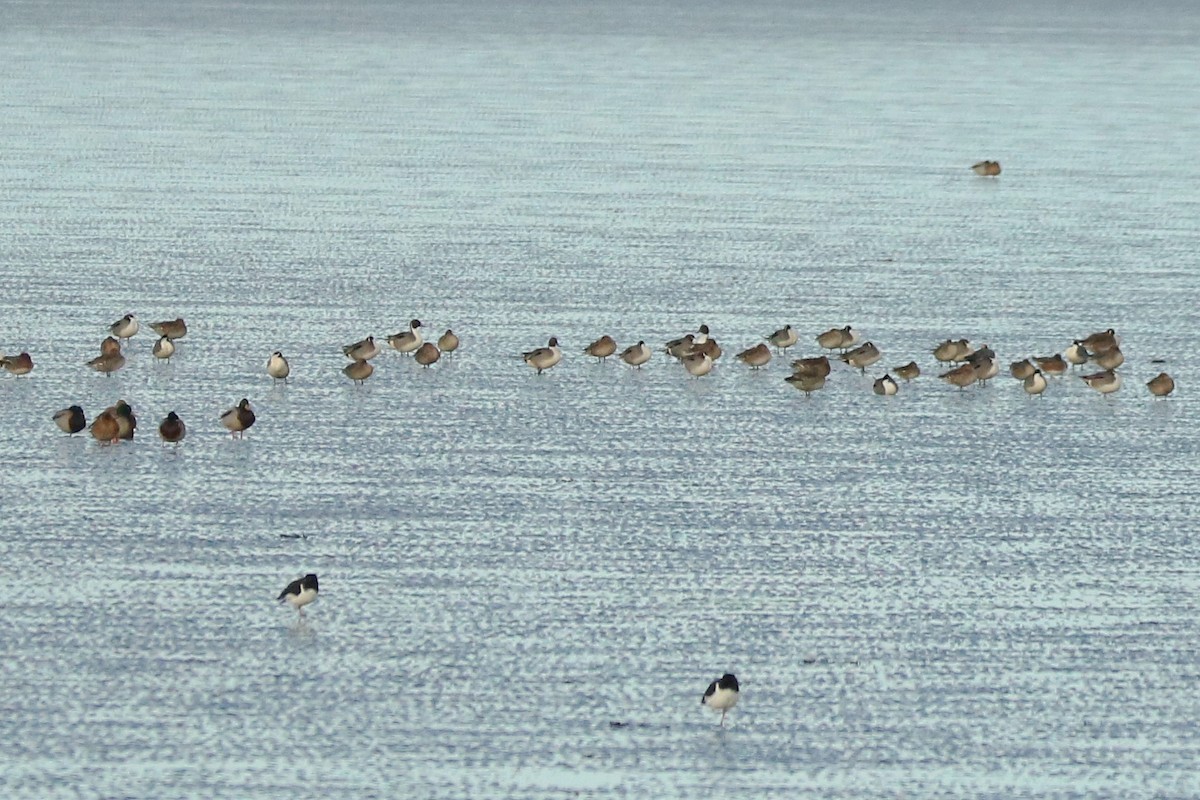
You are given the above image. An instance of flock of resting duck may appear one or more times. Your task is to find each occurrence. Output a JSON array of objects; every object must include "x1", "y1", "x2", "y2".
[
  {"x1": 1, "y1": 313, "x2": 464, "y2": 444},
  {"x1": 561, "y1": 322, "x2": 1175, "y2": 401},
  {"x1": 0, "y1": 305, "x2": 1176, "y2": 446}
]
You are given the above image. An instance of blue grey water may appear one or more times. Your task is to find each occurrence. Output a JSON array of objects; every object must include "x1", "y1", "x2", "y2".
[{"x1": 1, "y1": 0, "x2": 1199, "y2": 796}]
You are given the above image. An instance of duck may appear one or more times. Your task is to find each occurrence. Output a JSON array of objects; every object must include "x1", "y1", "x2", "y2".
[
  {"x1": 816, "y1": 325, "x2": 856, "y2": 352},
  {"x1": 158, "y1": 411, "x2": 186, "y2": 443},
  {"x1": 343, "y1": 359, "x2": 374, "y2": 384},
  {"x1": 108, "y1": 400, "x2": 136, "y2": 440},
  {"x1": 966, "y1": 344, "x2": 995, "y2": 364},
  {"x1": 267, "y1": 351, "x2": 290, "y2": 383},
  {"x1": 766, "y1": 325, "x2": 798, "y2": 352},
  {"x1": 220, "y1": 398, "x2": 256, "y2": 438},
  {"x1": 1081, "y1": 369, "x2": 1122, "y2": 397},
  {"x1": 1076, "y1": 328, "x2": 1119, "y2": 354},
  {"x1": 840, "y1": 341, "x2": 881, "y2": 372},
  {"x1": 148, "y1": 318, "x2": 188, "y2": 340},
  {"x1": 665, "y1": 326, "x2": 706, "y2": 356},
  {"x1": 873, "y1": 374, "x2": 899, "y2": 396},
  {"x1": 437, "y1": 329, "x2": 460, "y2": 354},
  {"x1": 523, "y1": 337, "x2": 562, "y2": 374},
  {"x1": 939, "y1": 363, "x2": 977, "y2": 390},
  {"x1": 386, "y1": 319, "x2": 424, "y2": 355},
  {"x1": 52, "y1": 405, "x2": 86, "y2": 435},
  {"x1": 785, "y1": 371, "x2": 826, "y2": 396},
  {"x1": 1023, "y1": 369, "x2": 1048, "y2": 396},
  {"x1": 1034, "y1": 354, "x2": 1068, "y2": 376},
  {"x1": 152, "y1": 336, "x2": 175, "y2": 362},
  {"x1": 736, "y1": 342, "x2": 771, "y2": 369},
  {"x1": 970, "y1": 356, "x2": 999, "y2": 384},
  {"x1": 932, "y1": 339, "x2": 973, "y2": 363},
  {"x1": 971, "y1": 160, "x2": 1001, "y2": 176},
  {"x1": 665, "y1": 334, "x2": 695, "y2": 359},
  {"x1": 86, "y1": 353, "x2": 126, "y2": 376},
  {"x1": 109, "y1": 313, "x2": 139, "y2": 341},
  {"x1": 0, "y1": 352, "x2": 34, "y2": 375},
  {"x1": 342, "y1": 335, "x2": 380, "y2": 361},
  {"x1": 1146, "y1": 372, "x2": 1175, "y2": 398},
  {"x1": 893, "y1": 361, "x2": 920, "y2": 381},
  {"x1": 583, "y1": 335, "x2": 617, "y2": 361},
  {"x1": 1064, "y1": 342, "x2": 1090, "y2": 366},
  {"x1": 414, "y1": 342, "x2": 441, "y2": 367},
  {"x1": 619, "y1": 341, "x2": 651, "y2": 368},
  {"x1": 682, "y1": 351, "x2": 713, "y2": 378},
  {"x1": 1093, "y1": 347, "x2": 1125, "y2": 371},
  {"x1": 790, "y1": 355, "x2": 832, "y2": 379},
  {"x1": 100, "y1": 336, "x2": 122, "y2": 357},
  {"x1": 89, "y1": 409, "x2": 121, "y2": 444},
  {"x1": 1009, "y1": 359, "x2": 1036, "y2": 380},
  {"x1": 691, "y1": 338, "x2": 722, "y2": 361}
]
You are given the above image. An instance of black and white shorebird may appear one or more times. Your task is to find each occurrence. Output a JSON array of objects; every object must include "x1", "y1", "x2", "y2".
[
  {"x1": 701, "y1": 673, "x2": 740, "y2": 726},
  {"x1": 278, "y1": 573, "x2": 319, "y2": 618}
]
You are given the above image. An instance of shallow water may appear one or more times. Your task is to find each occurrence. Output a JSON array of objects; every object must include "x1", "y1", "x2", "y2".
[{"x1": 2, "y1": 0, "x2": 1199, "y2": 797}]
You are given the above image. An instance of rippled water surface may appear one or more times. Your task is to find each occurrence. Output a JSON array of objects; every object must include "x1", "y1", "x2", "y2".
[{"x1": 2, "y1": 1, "x2": 1200, "y2": 797}]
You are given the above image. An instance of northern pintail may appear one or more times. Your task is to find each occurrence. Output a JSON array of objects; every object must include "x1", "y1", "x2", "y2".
[
  {"x1": 220, "y1": 398, "x2": 256, "y2": 438},
  {"x1": 386, "y1": 320, "x2": 424, "y2": 355},
  {"x1": 523, "y1": 337, "x2": 562, "y2": 374}
]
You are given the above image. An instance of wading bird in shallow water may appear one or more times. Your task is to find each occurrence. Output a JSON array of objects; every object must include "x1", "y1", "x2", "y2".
[
  {"x1": 278, "y1": 573, "x2": 319, "y2": 619},
  {"x1": 702, "y1": 673, "x2": 740, "y2": 726},
  {"x1": 221, "y1": 398, "x2": 256, "y2": 438}
]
